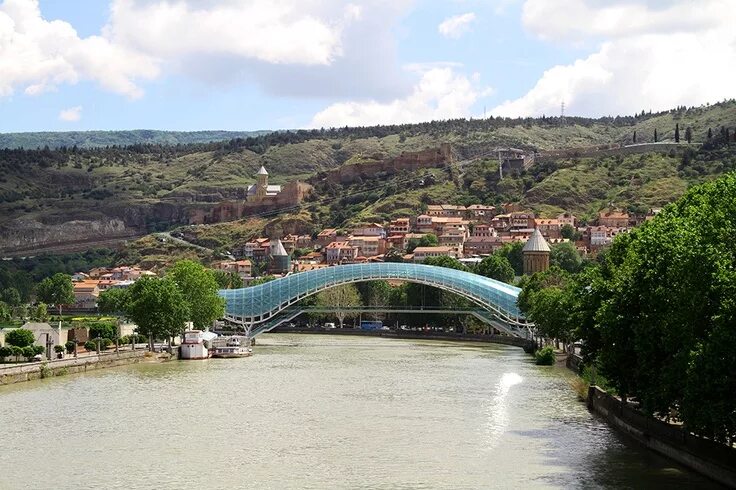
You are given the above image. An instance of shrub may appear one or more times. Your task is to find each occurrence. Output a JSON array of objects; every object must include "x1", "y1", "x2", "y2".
[
  {"x1": 54, "y1": 344, "x2": 65, "y2": 353},
  {"x1": 11, "y1": 346, "x2": 23, "y2": 358},
  {"x1": 535, "y1": 346, "x2": 556, "y2": 366},
  {"x1": 0, "y1": 345, "x2": 12, "y2": 359},
  {"x1": 5, "y1": 328, "x2": 35, "y2": 347},
  {"x1": 88, "y1": 321, "x2": 116, "y2": 340},
  {"x1": 100, "y1": 338, "x2": 112, "y2": 349},
  {"x1": 65, "y1": 341, "x2": 76, "y2": 354},
  {"x1": 33, "y1": 345, "x2": 44, "y2": 355},
  {"x1": 22, "y1": 345, "x2": 36, "y2": 360},
  {"x1": 84, "y1": 340, "x2": 98, "y2": 352}
]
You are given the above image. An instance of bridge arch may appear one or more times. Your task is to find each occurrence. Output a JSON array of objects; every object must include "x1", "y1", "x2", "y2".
[{"x1": 219, "y1": 263, "x2": 532, "y2": 338}]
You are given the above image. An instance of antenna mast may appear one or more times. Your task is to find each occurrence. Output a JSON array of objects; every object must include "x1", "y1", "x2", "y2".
[{"x1": 560, "y1": 101, "x2": 566, "y2": 126}]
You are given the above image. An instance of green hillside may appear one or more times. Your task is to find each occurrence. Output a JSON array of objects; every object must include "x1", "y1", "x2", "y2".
[
  {"x1": 1, "y1": 100, "x2": 734, "y2": 256},
  {"x1": 0, "y1": 129, "x2": 271, "y2": 149}
]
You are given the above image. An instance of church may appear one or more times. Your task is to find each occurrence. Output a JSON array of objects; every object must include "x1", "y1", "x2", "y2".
[{"x1": 247, "y1": 166, "x2": 283, "y2": 202}]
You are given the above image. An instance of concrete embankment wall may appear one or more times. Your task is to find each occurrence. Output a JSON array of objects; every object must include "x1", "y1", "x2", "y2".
[
  {"x1": 269, "y1": 327, "x2": 534, "y2": 349},
  {"x1": 587, "y1": 386, "x2": 736, "y2": 488},
  {"x1": 0, "y1": 350, "x2": 151, "y2": 386},
  {"x1": 536, "y1": 142, "x2": 691, "y2": 162}
]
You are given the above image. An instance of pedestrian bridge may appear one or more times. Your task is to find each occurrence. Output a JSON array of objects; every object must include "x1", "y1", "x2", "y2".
[{"x1": 218, "y1": 263, "x2": 532, "y2": 339}]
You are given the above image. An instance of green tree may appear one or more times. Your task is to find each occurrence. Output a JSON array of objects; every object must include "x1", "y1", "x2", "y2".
[
  {"x1": 418, "y1": 234, "x2": 439, "y2": 248},
  {"x1": 674, "y1": 123, "x2": 680, "y2": 143},
  {"x1": 685, "y1": 126, "x2": 692, "y2": 144},
  {"x1": 496, "y1": 241, "x2": 524, "y2": 276},
  {"x1": 126, "y1": 277, "x2": 190, "y2": 349},
  {"x1": 36, "y1": 273, "x2": 75, "y2": 327},
  {"x1": 550, "y1": 242, "x2": 583, "y2": 273},
  {"x1": 475, "y1": 255, "x2": 515, "y2": 283},
  {"x1": 422, "y1": 255, "x2": 468, "y2": 271},
  {"x1": 169, "y1": 260, "x2": 225, "y2": 330},
  {"x1": 315, "y1": 284, "x2": 362, "y2": 328},
  {"x1": 0, "y1": 301, "x2": 11, "y2": 323},
  {"x1": 588, "y1": 173, "x2": 736, "y2": 442},
  {"x1": 98, "y1": 287, "x2": 130, "y2": 315},
  {"x1": 211, "y1": 270, "x2": 243, "y2": 289},
  {"x1": 5, "y1": 328, "x2": 35, "y2": 347},
  {"x1": 654, "y1": 128, "x2": 658, "y2": 142},
  {"x1": 249, "y1": 275, "x2": 276, "y2": 286},
  {"x1": 31, "y1": 303, "x2": 48, "y2": 322},
  {"x1": 1, "y1": 287, "x2": 21, "y2": 307},
  {"x1": 383, "y1": 248, "x2": 404, "y2": 263}
]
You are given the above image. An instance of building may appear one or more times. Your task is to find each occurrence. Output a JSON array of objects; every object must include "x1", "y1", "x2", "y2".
[
  {"x1": 247, "y1": 166, "x2": 282, "y2": 202},
  {"x1": 465, "y1": 204, "x2": 496, "y2": 221},
  {"x1": 215, "y1": 260, "x2": 253, "y2": 280},
  {"x1": 535, "y1": 219, "x2": 562, "y2": 239},
  {"x1": 325, "y1": 242, "x2": 358, "y2": 264},
  {"x1": 522, "y1": 229, "x2": 551, "y2": 275},
  {"x1": 352, "y1": 223, "x2": 386, "y2": 238},
  {"x1": 348, "y1": 236, "x2": 385, "y2": 257},
  {"x1": 557, "y1": 212, "x2": 576, "y2": 227},
  {"x1": 598, "y1": 210, "x2": 629, "y2": 228},
  {"x1": 471, "y1": 224, "x2": 496, "y2": 238},
  {"x1": 415, "y1": 215, "x2": 434, "y2": 233},
  {"x1": 72, "y1": 281, "x2": 100, "y2": 309},
  {"x1": 269, "y1": 239, "x2": 291, "y2": 274},
  {"x1": 426, "y1": 204, "x2": 465, "y2": 217},
  {"x1": 464, "y1": 236, "x2": 505, "y2": 256},
  {"x1": 317, "y1": 228, "x2": 338, "y2": 247},
  {"x1": 438, "y1": 231, "x2": 466, "y2": 250},
  {"x1": 388, "y1": 218, "x2": 410, "y2": 235},
  {"x1": 413, "y1": 246, "x2": 460, "y2": 262}
]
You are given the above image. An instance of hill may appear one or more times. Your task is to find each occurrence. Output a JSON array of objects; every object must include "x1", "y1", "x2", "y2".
[
  {"x1": 1, "y1": 100, "x2": 735, "y2": 256},
  {"x1": 0, "y1": 129, "x2": 271, "y2": 149}
]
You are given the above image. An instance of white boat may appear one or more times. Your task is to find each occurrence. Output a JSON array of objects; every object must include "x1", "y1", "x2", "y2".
[{"x1": 210, "y1": 335, "x2": 252, "y2": 358}]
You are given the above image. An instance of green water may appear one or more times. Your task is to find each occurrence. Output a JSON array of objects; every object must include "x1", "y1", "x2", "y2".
[{"x1": 0, "y1": 335, "x2": 719, "y2": 489}]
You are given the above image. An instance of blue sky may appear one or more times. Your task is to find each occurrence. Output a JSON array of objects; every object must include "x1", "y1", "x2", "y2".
[{"x1": 0, "y1": 0, "x2": 733, "y2": 132}]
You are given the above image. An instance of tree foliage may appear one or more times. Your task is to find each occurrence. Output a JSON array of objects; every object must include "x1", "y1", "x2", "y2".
[
  {"x1": 168, "y1": 260, "x2": 225, "y2": 330},
  {"x1": 315, "y1": 284, "x2": 362, "y2": 328},
  {"x1": 5, "y1": 328, "x2": 35, "y2": 348},
  {"x1": 125, "y1": 277, "x2": 190, "y2": 341},
  {"x1": 475, "y1": 255, "x2": 515, "y2": 283},
  {"x1": 36, "y1": 273, "x2": 75, "y2": 316}
]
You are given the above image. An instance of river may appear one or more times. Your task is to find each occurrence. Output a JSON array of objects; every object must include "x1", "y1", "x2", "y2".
[{"x1": 0, "y1": 334, "x2": 719, "y2": 489}]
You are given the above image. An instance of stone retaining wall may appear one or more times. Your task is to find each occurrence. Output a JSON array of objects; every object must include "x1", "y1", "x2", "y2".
[
  {"x1": 587, "y1": 386, "x2": 736, "y2": 487},
  {"x1": 0, "y1": 350, "x2": 150, "y2": 386}
]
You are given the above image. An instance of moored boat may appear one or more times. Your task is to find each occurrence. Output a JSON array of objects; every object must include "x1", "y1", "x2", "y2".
[{"x1": 210, "y1": 335, "x2": 252, "y2": 358}]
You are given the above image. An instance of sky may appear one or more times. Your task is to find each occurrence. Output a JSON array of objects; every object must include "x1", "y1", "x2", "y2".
[{"x1": 0, "y1": 0, "x2": 734, "y2": 132}]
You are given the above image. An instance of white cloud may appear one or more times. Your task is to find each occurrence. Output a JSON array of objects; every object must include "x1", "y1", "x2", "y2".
[
  {"x1": 105, "y1": 0, "x2": 352, "y2": 66},
  {"x1": 493, "y1": 0, "x2": 736, "y2": 117},
  {"x1": 58, "y1": 105, "x2": 82, "y2": 122},
  {"x1": 0, "y1": 0, "x2": 158, "y2": 98},
  {"x1": 310, "y1": 67, "x2": 492, "y2": 128},
  {"x1": 438, "y1": 12, "x2": 476, "y2": 39}
]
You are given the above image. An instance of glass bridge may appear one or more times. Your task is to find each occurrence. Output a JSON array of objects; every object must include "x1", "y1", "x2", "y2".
[{"x1": 218, "y1": 263, "x2": 532, "y2": 338}]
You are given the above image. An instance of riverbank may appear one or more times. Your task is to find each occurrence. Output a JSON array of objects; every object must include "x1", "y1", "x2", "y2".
[
  {"x1": 0, "y1": 349, "x2": 175, "y2": 386},
  {"x1": 269, "y1": 326, "x2": 535, "y2": 350}
]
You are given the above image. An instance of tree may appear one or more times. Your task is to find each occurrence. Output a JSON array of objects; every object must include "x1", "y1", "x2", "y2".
[
  {"x1": 98, "y1": 287, "x2": 130, "y2": 315},
  {"x1": 422, "y1": 255, "x2": 468, "y2": 271},
  {"x1": 36, "y1": 273, "x2": 75, "y2": 328},
  {"x1": 1, "y1": 287, "x2": 21, "y2": 307},
  {"x1": 685, "y1": 126, "x2": 692, "y2": 144},
  {"x1": 211, "y1": 270, "x2": 243, "y2": 289},
  {"x1": 674, "y1": 123, "x2": 680, "y2": 143},
  {"x1": 632, "y1": 130, "x2": 637, "y2": 143},
  {"x1": 0, "y1": 301, "x2": 11, "y2": 322},
  {"x1": 249, "y1": 275, "x2": 276, "y2": 286},
  {"x1": 31, "y1": 303, "x2": 48, "y2": 322},
  {"x1": 707, "y1": 127, "x2": 713, "y2": 139},
  {"x1": 588, "y1": 173, "x2": 736, "y2": 442},
  {"x1": 475, "y1": 255, "x2": 515, "y2": 283},
  {"x1": 315, "y1": 284, "x2": 361, "y2": 328},
  {"x1": 654, "y1": 128, "x2": 658, "y2": 142},
  {"x1": 5, "y1": 328, "x2": 35, "y2": 347},
  {"x1": 383, "y1": 248, "x2": 404, "y2": 263},
  {"x1": 407, "y1": 233, "x2": 438, "y2": 253},
  {"x1": 496, "y1": 241, "x2": 524, "y2": 276},
  {"x1": 168, "y1": 260, "x2": 225, "y2": 331},
  {"x1": 126, "y1": 277, "x2": 190, "y2": 349},
  {"x1": 550, "y1": 242, "x2": 583, "y2": 273}
]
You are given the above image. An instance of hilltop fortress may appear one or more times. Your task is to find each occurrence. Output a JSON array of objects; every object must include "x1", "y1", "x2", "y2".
[{"x1": 189, "y1": 166, "x2": 312, "y2": 224}]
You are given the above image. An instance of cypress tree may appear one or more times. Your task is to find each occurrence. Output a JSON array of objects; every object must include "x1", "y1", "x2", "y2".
[
  {"x1": 685, "y1": 127, "x2": 692, "y2": 144},
  {"x1": 675, "y1": 123, "x2": 680, "y2": 143},
  {"x1": 708, "y1": 128, "x2": 713, "y2": 139},
  {"x1": 633, "y1": 130, "x2": 637, "y2": 143},
  {"x1": 654, "y1": 128, "x2": 658, "y2": 142}
]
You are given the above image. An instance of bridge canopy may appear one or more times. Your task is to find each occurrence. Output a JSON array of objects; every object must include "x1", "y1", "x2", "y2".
[{"x1": 218, "y1": 263, "x2": 526, "y2": 331}]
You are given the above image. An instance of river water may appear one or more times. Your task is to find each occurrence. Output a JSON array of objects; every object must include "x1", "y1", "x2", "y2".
[{"x1": 0, "y1": 335, "x2": 720, "y2": 489}]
